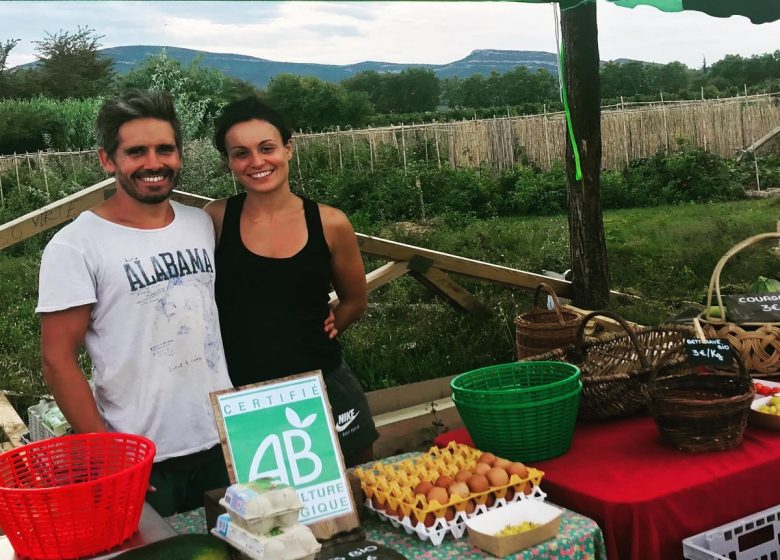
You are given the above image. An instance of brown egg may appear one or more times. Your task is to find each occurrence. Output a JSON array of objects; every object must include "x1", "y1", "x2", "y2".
[
  {"x1": 454, "y1": 469, "x2": 473, "y2": 482},
  {"x1": 477, "y1": 452, "x2": 496, "y2": 466},
  {"x1": 484, "y1": 493, "x2": 496, "y2": 507},
  {"x1": 423, "y1": 512, "x2": 436, "y2": 527},
  {"x1": 505, "y1": 486, "x2": 516, "y2": 501},
  {"x1": 448, "y1": 481, "x2": 470, "y2": 499},
  {"x1": 486, "y1": 467, "x2": 509, "y2": 487},
  {"x1": 466, "y1": 474, "x2": 490, "y2": 494},
  {"x1": 493, "y1": 457, "x2": 511, "y2": 471},
  {"x1": 414, "y1": 480, "x2": 434, "y2": 496},
  {"x1": 427, "y1": 486, "x2": 449, "y2": 506},
  {"x1": 435, "y1": 475, "x2": 454, "y2": 488},
  {"x1": 385, "y1": 503, "x2": 400, "y2": 518},
  {"x1": 464, "y1": 499, "x2": 476, "y2": 514},
  {"x1": 444, "y1": 506, "x2": 456, "y2": 521},
  {"x1": 507, "y1": 462, "x2": 529, "y2": 479},
  {"x1": 473, "y1": 463, "x2": 491, "y2": 476},
  {"x1": 373, "y1": 497, "x2": 386, "y2": 511}
]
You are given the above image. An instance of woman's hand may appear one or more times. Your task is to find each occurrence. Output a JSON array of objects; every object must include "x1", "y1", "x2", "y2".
[{"x1": 324, "y1": 309, "x2": 339, "y2": 339}]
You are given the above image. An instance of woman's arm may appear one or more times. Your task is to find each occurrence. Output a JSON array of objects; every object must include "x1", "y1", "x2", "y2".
[
  {"x1": 203, "y1": 199, "x2": 228, "y2": 244},
  {"x1": 322, "y1": 205, "x2": 368, "y2": 334}
]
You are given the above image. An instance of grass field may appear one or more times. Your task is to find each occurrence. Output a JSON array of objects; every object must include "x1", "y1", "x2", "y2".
[{"x1": 1, "y1": 197, "x2": 778, "y2": 409}]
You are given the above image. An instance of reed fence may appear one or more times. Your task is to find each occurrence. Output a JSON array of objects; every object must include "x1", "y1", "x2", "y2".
[{"x1": 1, "y1": 93, "x2": 778, "y2": 206}]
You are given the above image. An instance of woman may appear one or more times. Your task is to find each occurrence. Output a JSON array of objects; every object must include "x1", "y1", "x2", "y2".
[{"x1": 206, "y1": 97, "x2": 378, "y2": 467}]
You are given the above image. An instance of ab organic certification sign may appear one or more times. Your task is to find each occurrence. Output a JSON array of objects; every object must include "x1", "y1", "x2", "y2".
[{"x1": 211, "y1": 372, "x2": 355, "y2": 526}]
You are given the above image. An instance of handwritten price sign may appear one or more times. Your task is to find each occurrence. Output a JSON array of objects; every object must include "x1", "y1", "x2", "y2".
[
  {"x1": 684, "y1": 339, "x2": 733, "y2": 367},
  {"x1": 721, "y1": 292, "x2": 780, "y2": 323}
]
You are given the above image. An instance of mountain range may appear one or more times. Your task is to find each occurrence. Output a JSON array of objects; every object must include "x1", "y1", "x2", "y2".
[{"x1": 99, "y1": 46, "x2": 561, "y2": 88}]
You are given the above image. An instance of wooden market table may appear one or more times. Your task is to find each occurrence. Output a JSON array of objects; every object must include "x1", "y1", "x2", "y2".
[{"x1": 434, "y1": 416, "x2": 780, "y2": 560}]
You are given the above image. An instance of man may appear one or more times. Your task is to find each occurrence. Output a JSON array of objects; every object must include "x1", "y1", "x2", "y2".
[{"x1": 37, "y1": 89, "x2": 233, "y2": 516}]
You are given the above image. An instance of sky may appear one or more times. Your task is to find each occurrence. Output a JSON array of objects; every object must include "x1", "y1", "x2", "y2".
[{"x1": 3, "y1": 1, "x2": 779, "y2": 70}]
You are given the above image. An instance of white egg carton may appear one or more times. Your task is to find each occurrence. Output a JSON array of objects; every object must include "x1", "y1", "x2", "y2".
[{"x1": 364, "y1": 485, "x2": 547, "y2": 546}]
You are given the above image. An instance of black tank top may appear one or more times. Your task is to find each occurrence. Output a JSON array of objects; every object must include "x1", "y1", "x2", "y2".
[{"x1": 215, "y1": 194, "x2": 341, "y2": 386}]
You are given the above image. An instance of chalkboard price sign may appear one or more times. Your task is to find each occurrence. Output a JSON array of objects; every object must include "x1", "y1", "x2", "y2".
[
  {"x1": 684, "y1": 338, "x2": 733, "y2": 367},
  {"x1": 316, "y1": 540, "x2": 408, "y2": 560},
  {"x1": 721, "y1": 292, "x2": 780, "y2": 323}
]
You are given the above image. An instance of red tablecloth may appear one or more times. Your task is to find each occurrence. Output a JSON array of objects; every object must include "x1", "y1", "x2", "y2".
[{"x1": 434, "y1": 416, "x2": 780, "y2": 560}]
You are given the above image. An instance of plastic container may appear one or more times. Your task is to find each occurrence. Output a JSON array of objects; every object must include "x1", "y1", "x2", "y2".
[
  {"x1": 0, "y1": 433, "x2": 155, "y2": 559},
  {"x1": 451, "y1": 363, "x2": 582, "y2": 462},
  {"x1": 27, "y1": 400, "x2": 71, "y2": 441},
  {"x1": 222, "y1": 479, "x2": 303, "y2": 534},
  {"x1": 683, "y1": 504, "x2": 780, "y2": 560},
  {"x1": 353, "y1": 444, "x2": 547, "y2": 546},
  {"x1": 212, "y1": 514, "x2": 321, "y2": 560}
]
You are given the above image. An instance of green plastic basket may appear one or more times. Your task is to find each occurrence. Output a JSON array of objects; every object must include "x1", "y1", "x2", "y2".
[
  {"x1": 451, "y1": 362, "x2": 582, "y2": 462},
  {"x1": 451, "y1": 361, "x2": 581, "y2": 408}
]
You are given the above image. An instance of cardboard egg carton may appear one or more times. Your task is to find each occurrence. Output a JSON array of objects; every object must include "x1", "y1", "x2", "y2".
[{"x1": 353, "y1": 443, "x2": 546, "y2": 545}]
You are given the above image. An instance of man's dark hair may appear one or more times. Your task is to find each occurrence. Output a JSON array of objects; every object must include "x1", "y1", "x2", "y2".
[
  {"x1": 213, "y1": 96, "x2": 292, "y2": 156},
  {"x1": 96, "y1": 89, "x2": 182, "y2": 159}
]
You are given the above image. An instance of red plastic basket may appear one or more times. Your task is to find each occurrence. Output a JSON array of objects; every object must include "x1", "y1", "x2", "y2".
[{"x1": 0, "y1": 433, "x2": 155, "y2": 559}]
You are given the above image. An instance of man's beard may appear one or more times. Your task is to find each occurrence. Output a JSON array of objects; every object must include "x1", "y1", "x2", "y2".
[{"x1": 116, "y1": 168, "x2": 180, "y2": 204}]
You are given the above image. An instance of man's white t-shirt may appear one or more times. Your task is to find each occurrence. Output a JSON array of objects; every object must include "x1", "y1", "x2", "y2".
[{"x1": 37, "y1": 201, "x2": 233, "y2": 461}]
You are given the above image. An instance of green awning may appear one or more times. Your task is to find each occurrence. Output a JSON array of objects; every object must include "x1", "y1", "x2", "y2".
[{"x1": 522, "y1": 0, "x2": 780, "y2": 24}]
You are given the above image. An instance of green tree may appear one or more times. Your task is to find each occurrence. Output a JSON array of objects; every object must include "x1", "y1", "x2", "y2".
[
  {"x1": 342, "y1": 70, "x2": 384, "y2": 109},
  {"x1": 378, "y1": 68, "x2": 440, "y2": 113},
  {"x1": 33, "y1": 27, "x2": 114, "y2": 99},
  {"x1": 266, "y1": 74, "x2": 372, "y2": 131},
  {"x1": 0, "y1": 39, "x2": 20, "y2": 97}
]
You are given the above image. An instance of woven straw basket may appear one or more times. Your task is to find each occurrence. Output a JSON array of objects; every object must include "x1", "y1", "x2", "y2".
[
  {"x1": 515, "y1": 283, "x2": 581, "y2": 359},
  {"x1": 522, "y1": 311, "x2": 694, "y2": 420},
  {"x1": 644, "y1": 324, "x2": 754, "y2": 453},
  {"x1": 699, "y1": 232, "x2": 780, "y2": 377}
]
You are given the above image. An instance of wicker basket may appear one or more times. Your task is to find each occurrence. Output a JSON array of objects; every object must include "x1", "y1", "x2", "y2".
[
  {"x1": 522, "y1": 311, "x2": 695, "y2": 420},
  {"x1": 643, "y1": 345, "x2": 754, "y2": 453},
  {"x1": 515, "y1": 283, "x2": 581, "y2": 359},
  {"x1": 699, "y1": 232, "x2": 780, "y2": 377}
]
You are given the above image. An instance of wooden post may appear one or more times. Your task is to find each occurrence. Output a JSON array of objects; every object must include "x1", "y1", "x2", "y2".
[
  {"x1": 0, "y1": 172, "x2": 4, "y2": 207},
  {"x1": 13, "y1": 153, "x2": 20, "y2": 191},
  {"x1": 434, "y1": 128, "x2": 442, "y2": 169},
  {"x1": 543, "y1": 104, "x2": 552, "y2": 169},
  {"x1": 400, "y1": 123, "x2": 408, "y2": 174},
  {"x1": 415, "y1": 176, "x2": 426, "y2": 221},
  {"x1": 327, "y1": 135, "x2": 333, "y2": 171},
  {"x1": 336, "y1": 126, "x2": 343, "y2": 171},
  {"x1": 423, "y1": 126, "x2": 429, "y2": 165},
  {"x1": 660, "y1": 92, "x2": 669, "y2": 154},
  {"x1": 754, "y1": 152, "x2": 762, "y2": 192},
  {"x1": 351, "y1": 133, "x2": 359, "y2": 170},
  {"x1": 620, "y1": 96, "x2": 630, "y2": 167},
  {"x1": 40, "y1": 151, "x2": 50, "y2": 195},
  {"x1": 295, "y1": 142, "x2": 303, "y2": 185},
  {"x1": 231, "y1": 172, "x2": 238, "y2": 195}
]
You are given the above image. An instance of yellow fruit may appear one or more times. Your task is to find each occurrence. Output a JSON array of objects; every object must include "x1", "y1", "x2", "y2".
[{"x1": 496, "y1": 521, "x2": 540, "y2": 536}]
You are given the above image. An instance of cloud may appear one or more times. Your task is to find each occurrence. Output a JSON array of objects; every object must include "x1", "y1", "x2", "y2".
[{"x1": 3, "y1": 1, "x2": 779, "y2": 70}]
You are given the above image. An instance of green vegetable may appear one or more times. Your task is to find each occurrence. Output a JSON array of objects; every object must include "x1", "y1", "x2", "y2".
[
  {"x1": 707, "y1": 306, "x2": 726, "y2": 319},
  {"x1": 750, "y1": 276, "x2": 780, "y2": 293},
  {"x1": 113, "y1": 534, "x2": 231, "y2": 560}
]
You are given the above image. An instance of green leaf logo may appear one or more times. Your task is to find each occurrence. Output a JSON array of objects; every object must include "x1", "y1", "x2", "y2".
[{"x1": 285, "y1": 407, "x2": 316, "y2": 428}]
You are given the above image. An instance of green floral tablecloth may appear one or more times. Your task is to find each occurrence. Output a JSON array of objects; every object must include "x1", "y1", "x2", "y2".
[{"x1": 166, "y1": 505, "x2": 605, "y2": 560}]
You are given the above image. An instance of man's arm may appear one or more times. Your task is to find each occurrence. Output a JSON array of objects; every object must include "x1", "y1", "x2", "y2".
[{"x1": 40, "y1": 305, "x2": 108, "y2": 434}]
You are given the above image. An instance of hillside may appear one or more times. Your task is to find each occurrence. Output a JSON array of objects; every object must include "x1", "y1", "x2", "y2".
[{"x1": 98, "y1": 46, "x2": 561, "y2": 87}]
